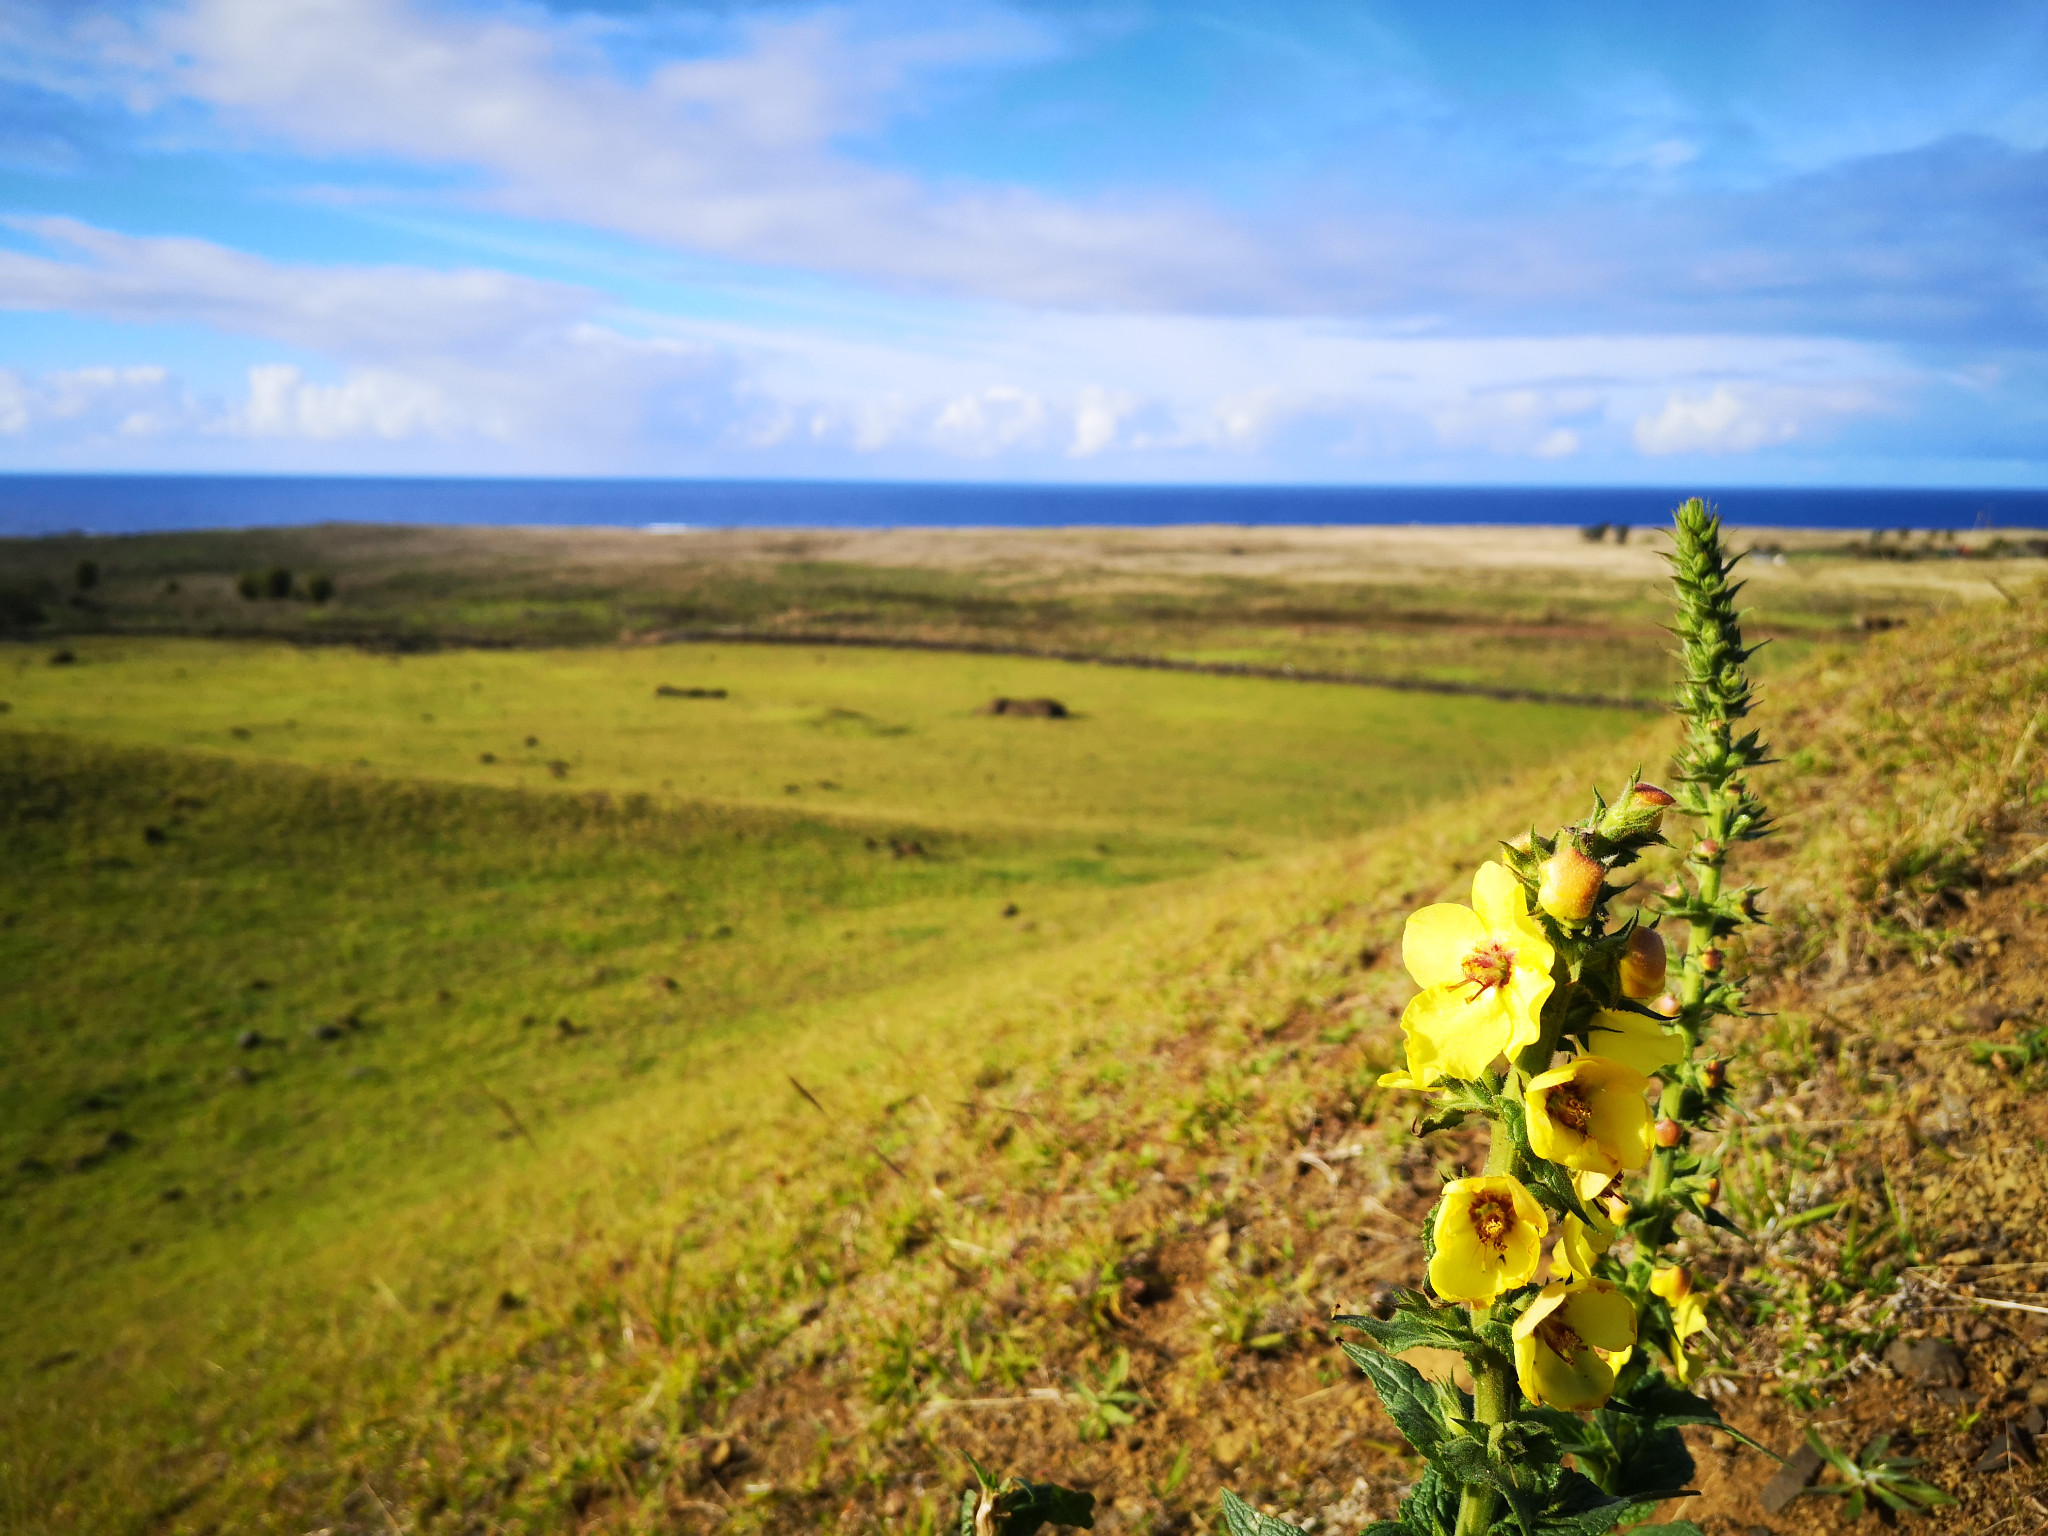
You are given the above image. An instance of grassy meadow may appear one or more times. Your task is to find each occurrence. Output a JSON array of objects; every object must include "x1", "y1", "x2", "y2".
[
  {"x1": 7, "y1": 520, "x2": 2041, "y2": 704},
  {"x1": 2, "y1": 527, "x2": 2044, "y2": 1536},
  {"x1": 0, "y1": 623, "x2": 1640, "y2": 1533}
]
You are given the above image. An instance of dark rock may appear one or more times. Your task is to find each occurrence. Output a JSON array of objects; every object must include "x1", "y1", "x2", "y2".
[
  {"x1": 143, "y1": 825, "x2": 167, "y2": 846},
  {"x1": 48, "y1": 649, "x2": 75, "y2": 665},
  {"x1": 237, "y1": 1030, "x2": 265, "y2": 1050},
  {"x1": 1974, "y1": 1423, "x2": 2035, "y2": 1473},
  {"x1": 1758, "y1": 1442, "x2": 1823, "y2": 1514},
  {"x1": 985, "y1": 696, "x2": 1069, "y2": 718},
  {"x1": 1886, "y1": 1336, "x2": 1967, "y2": 1386},
  {"x1": 497, "y1": 1289, "x2": 524, "y2": 1311}
]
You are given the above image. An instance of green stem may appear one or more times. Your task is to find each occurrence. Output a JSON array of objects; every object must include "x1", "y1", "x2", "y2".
[{"x1": 1454, "y1": 1308, "x2": 1512, "y2": 1536}]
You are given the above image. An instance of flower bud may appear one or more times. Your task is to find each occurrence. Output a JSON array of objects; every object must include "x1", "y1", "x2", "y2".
[
  {"x1": 1703, "y1": 1176, "x2": 1721, "y2": 1206},
  {"x1": 1691, "y1": 838, "x2": 1722, "y2": 862},
  {"x1": 1538, "y1": 844, "x2": 1605, "y2": 923},
  {"x1": 1699, "y1": 947, "x2": 1724, "y2": 974},
  {"x1": 1619, "y1": 928, "x2": 1668, "y2": 999},
  {"x1": 1650, "y1": 1265, "x2": 1693, "y2": 1302},
  {"x1": 1598, "y1": 781, "x2": 1678, "y2": 840},
  {"x1": 1661, "y1": 880, "x2": 1686, "y2": 901},
  {"x1": 1703, "y1": 1058, "x2": 1727, "y2": 1090},
  {"x1": 1654, "y1": 1118, "x2": 1683, "y2": 1149},
  {"x1": 1650, "y1": 992, "x2": 1681, "y2": 1018}
]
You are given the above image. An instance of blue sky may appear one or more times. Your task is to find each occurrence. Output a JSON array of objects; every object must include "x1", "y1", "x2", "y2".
[{"x1": 0, "y1": 0, "x2": 2044, "y2": 482}]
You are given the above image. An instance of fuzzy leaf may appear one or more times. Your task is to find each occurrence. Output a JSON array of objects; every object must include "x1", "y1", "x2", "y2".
[
  {"x1": 1331, "y1": 1301, "x2": 1478, "y2": 1356},
  {"x1": 1526, "y1": 1469, "x2": 1634, "y2": 1536},
  {"x1": 1339, "y1": 1341, "x2": 1446, "y2": 1458},
  {"x1": 1218, "y1": 1488, "x2": 1307, "y2": 1536},
  {"x1": 1397, "y1": 1466, "x2": 1460, "y2": 1536}
]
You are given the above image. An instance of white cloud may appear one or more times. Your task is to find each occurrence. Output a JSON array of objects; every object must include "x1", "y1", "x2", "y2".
[
  {"x1": 0, "y1": 364, "x2": 205, "y2": 442},
  {"x1": 238, "y1": 362, "x2": 469, "y2": 440},
  {"x1": 1630, "y1": 382, "x2": 1882, "y2": 456},
  {"x1": 98, "y1": 0, "x2": 1266, "y2": 310},
  {"x1": 0, "y1": 219, "x2": 1917, "y2": 472},
  {"x1": 0, "y1": 215, "x2": 589, "y2": 356}
]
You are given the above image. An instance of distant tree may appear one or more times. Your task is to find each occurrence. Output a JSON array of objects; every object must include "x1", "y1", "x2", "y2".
[
  {"x1": 306, "y1": 573, "x2": 336, "y2": 604},
  {"x1": 74, "y1": 559, "x2": 99, "y2": 591},
  {"x1": 265, "y1": 566, "x2": 293, "y2": 600},
  {"x1": 237, "y1": 571, "x2": 264, "y2": 600}
]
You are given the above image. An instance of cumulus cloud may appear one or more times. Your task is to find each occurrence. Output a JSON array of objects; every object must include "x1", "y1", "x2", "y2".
[
  {"x1": 0, "y1": 218, "x2": 1922, "y2": 473},
  {"x1": 1631, "y1": 382, "x2": 1884, "y2": 456}
]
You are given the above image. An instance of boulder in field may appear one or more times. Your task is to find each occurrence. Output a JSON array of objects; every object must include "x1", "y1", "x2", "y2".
[{"x1": 984, "y1": 696, "x2": 1068, "y2": 718}]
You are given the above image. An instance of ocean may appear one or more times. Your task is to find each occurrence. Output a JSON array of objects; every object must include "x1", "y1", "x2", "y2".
[{"x1": 2, "y1": 476, "x2": 2046, "y2": 538}]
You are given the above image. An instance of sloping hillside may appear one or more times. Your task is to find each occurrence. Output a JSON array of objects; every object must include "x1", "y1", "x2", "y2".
[{"x1": 5, "y1": 591, "x2": 2046, "y2": 1536}]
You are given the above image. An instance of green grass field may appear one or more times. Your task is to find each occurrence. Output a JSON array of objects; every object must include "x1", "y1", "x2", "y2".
[
  {"x1": 3, "y1": 539, "x2": 2038, "y2": 1536},
  {"x1": 0, "y1": 633, "x2": 1641, "y2": 1533}
]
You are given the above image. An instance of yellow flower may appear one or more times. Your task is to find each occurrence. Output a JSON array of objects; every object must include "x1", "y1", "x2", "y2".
[
  {"x1": 1650, "y1": 1266, "x2": 1711, "y2": 1381},
  {"x1": 1512, "y1": 1279, "x2": 1638, "y2": 1410},
  {"x1": 1550, "y1": 1172, "x2": 1628, "y2": 1281},
  {"x1": 1396, "y1": 862, "x2": 1557, "y2": 1083},
  {"x1": 1524, "y1": 1056, "x2": 1652, "y2": 1177},
  {"x1": 1584, "y1": 1008, "x2": 1685, "y2": 1077},
  {"x1": 1429, "y1": 1175, "x2": 1548, "y2": 1303}
]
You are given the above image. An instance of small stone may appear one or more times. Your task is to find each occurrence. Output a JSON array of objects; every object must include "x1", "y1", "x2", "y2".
[
  {"x1": 1974, "y1": 1424, "x2": 2035, "y2": 1473},
  {"x1": 1885, "y1": 1336, "x2": 1967, "y2": 1387},
  {"x1": 2026, "y1": 1379, "x2": 2048, "y2": 1409},
  {"x1": 1757, "y1": 1443, "x2": 1823, "y2": 1515}
]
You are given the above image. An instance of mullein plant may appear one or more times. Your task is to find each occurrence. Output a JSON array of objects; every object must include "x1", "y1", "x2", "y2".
[{"x1": 1219, "y1": 500, "x2": 1771, "y2": 1536}]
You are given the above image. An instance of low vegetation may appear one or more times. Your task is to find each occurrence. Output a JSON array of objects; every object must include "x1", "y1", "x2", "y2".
[{"x1": 1, "y1": 529, "x2": 2044, "y2": 1536}]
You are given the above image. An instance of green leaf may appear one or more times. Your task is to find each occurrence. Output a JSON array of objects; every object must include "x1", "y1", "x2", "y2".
[
  {"x1": 1527, "y1": 1469, "x2": 1634, "y2": 1536},
  {"x1": 1695, "y1": 1204, "x2": 1749, "y2": 1240},
  {"x1": 1331, "y1": 1298, "x2": 1478, "y2": 1356},
  {"x1": 1396, "y1": 1466, "x2": 1460, "y2": 1536},
  {"x1": 1611, "y1": 1425, "x2": 1694, "y2": 1502},
  {"x1": 1606, "y1": 1372, "x2": 1768, "y2": 1453},
  {"x1": 1339, "y1": 1342, "x2": 1448, "y2": 1459},
  {"x1": 1218, "y1": 1488, "x2": 1308, "y2": 1536}
]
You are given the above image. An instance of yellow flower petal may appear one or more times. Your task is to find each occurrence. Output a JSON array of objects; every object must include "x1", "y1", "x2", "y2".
[
  {"x1": 1511, "y1": 1279, "x2": 1637, "y2": 1409},
  {"x1": 1584, "y1": 1009, "x2": 1686, "y2": 1077},
  {"x1": 1428, "y1": 1175, "x2": 1547, "y2": 1303},
  {"x1": 1401, "y1": 984, "x2": 1513, "y2": 1083},
  {"x1": 1524, "y1": 1057, "x2": 1651, "y2": 1176},
  {"x1": 1469, "y1": 861, "x2": 1530, "y2": 935},
  {"x1": 1550, "y1": 1213, "x2": 1611, "y2": 1281},
  {"x1": 1403, "y1": 901, "x2": 1489, "y2": 990}
]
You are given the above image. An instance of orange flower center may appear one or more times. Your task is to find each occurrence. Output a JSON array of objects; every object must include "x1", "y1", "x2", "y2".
[
  {"x1": 1460, "y1": 940, "x2": 1515, "y2": 996},
  {"x1": 1467, "y1": 1191, "x2": 1516, "y2": 1252},
  {"x1": 1547, "y1": 1082, "x2": 1595, "y2": 1136}
]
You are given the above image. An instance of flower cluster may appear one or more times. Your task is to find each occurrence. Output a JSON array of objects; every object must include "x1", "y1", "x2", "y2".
[{"x1": 1217, "y1": 500, "x2": 1768, "y2": 1536}]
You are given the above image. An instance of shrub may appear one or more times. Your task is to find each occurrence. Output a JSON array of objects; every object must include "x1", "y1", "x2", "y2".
[
  {"x1": 237, "y1": 571, "x2": 263, "y2": 601},
  {"x1": 264, "y1": 566, "x2": 294, "y2": 600},
  {"x1": 306, "y1": 574, "x2": 335, "y2": 604},
  {"x1": 74, "y1": 559, "x2": 99, "y2": 591}
]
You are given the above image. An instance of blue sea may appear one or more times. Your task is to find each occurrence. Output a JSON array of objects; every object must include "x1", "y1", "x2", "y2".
[{"x1": 2, "y1": 476, "x2": 2046, "y2": 538}]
